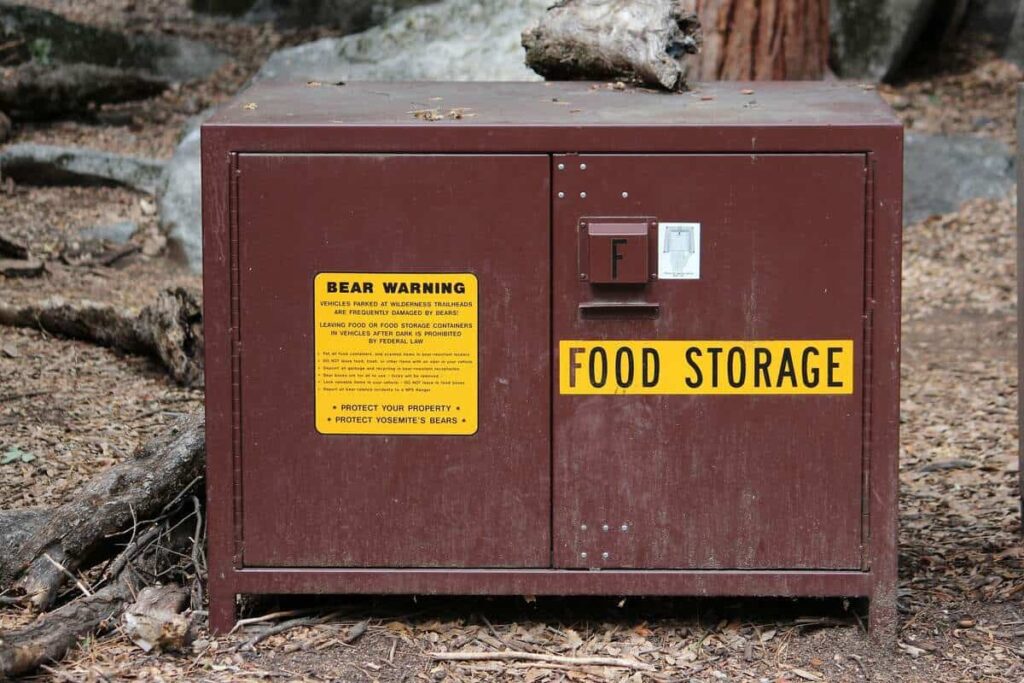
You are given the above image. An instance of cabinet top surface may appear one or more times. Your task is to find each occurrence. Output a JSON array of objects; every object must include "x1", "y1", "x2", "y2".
[{"x1": 206, "y1": 80, "x2": 901, "y2": 129}]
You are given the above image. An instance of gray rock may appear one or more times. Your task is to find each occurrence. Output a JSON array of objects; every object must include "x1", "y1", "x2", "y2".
[
  {"x1": 81, "y1": 220, "x2": 138, "y2": 244},
  {"x1": 830, "y1": 0, "x2": 938, "y2": 81},
  {"x1": 1005, "y1": 3, "x2": 1024, "y2": 67},
  {"x1": 140, "y1": 34, "x2": 228, "y2": 84},
  {"x1": 164, "y1": 0, "x2": 548, "y2": 272},
  {"x1": 244, "y1": 0, "x2": 433, "y2": 31},
  {"x1": 904, "y1": 133, "x2": 1015, "y2": 225},
  {"x1": 0, "y1": 143, "x2": 165, "y2": 194},
  {"x1": 257, "y1": 0, "x2": 548, "y2": 82},
  {"x1": 159, "y1": 117, "x2": 206, "y2": 271}
]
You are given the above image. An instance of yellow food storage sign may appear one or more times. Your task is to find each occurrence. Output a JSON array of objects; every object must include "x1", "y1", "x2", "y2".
[
  {"x1": 314, "y1": 273, "x2": 478, "y2": 434},
  {"x1": 559, "y1": 340, "x2": 854, "y2": 395}
]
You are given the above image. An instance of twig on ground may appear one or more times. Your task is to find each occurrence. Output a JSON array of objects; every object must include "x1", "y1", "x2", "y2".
[
  {"x1": 228, "y1": 608, "x2": 323, "y2": 635},
  {"x1": 237, "y1": 611, "x2": 345, "y2": 652},
  {"x1": 42, "y1": 553, "x2": 91, "y2": 598},
  {"x1": 429, "y1": 650, "x2": 656, "y2": 671}
]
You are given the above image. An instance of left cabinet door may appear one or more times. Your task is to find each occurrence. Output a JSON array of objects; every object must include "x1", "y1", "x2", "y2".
[{"x1": 236, "y1": 154, "x2": 551, "y2": 568}]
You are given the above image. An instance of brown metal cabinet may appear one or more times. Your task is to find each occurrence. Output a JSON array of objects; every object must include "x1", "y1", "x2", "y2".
[{"x1": 203, "y1": 81, "x2": 902, "y2": 635}]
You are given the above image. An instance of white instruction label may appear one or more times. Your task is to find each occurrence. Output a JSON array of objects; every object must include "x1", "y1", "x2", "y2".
[{"x1": 658, "y1": 222, "x2": 700, "y2": 280}]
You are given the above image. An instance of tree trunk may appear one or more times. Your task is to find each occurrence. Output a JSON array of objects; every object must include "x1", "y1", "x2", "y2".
[{"x1": 691, "y1": 0, "x2": 828, "y2": 80}]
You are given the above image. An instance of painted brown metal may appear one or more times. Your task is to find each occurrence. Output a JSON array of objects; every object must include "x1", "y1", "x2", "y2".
[
  {"x1": 203, "y1": 80, "x2": 902, "y2": 638},
  {"x1": 553, "y1": 154, "x2": 867, "y2": 572}
]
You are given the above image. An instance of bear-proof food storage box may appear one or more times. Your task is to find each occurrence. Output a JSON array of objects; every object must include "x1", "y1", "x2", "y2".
[{"x1": 202, "y1": 81, "x2": 902, "y2": 634}]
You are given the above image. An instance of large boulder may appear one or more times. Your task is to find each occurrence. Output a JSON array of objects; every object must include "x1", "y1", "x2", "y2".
[
  {"x1": 164, "y1": 0, "x2": 547, "y2": 271},
  {"x1": 243, "y1": 0, "x2": 435, "y2": 31},
  {"x1": 904, "y1": 133, "x2": 1015, "y2": 225},
  {"x1": 830, "y1": 0, "x2": 938, "y2": 81},
  {"x1": 257, "y1": 0, "x2": 548, "y2": 82},
  {"x1": 159, "y1": 117, "x2": 206, "y2": 270},
  {"x1": 1005, "y1": 3, "x2": 1024, "y2": 68}
]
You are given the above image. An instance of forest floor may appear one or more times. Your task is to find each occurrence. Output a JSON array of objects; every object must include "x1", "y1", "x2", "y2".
[{"x1": 1, "y1": 1, "x2": 1022, "y2": 681}]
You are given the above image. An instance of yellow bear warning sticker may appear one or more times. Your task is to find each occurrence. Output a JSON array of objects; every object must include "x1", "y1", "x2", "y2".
[
  {"x1": 314, "y1": 273, "x2": 478, "y2": 435},
  {"x1": 559, "y1": 340, "x2": 854, "y2": 395}
]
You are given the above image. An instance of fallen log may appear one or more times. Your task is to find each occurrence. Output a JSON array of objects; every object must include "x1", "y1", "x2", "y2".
[
  {"x1": 0, "y1": 576, "x2": 136, "y2": 677},
  {"x1": 0, "y1": 544, "x2": 195, "y2": 677},
  {"x1": 0, "y1": 509, "x2": 50, "y2": 572},
  {"x1": 522, "y1": 0, "x2": 702, "y2": 91},
  {"x1": 0, "y1": 287, "x2": 204, "y2": 386},
  {"x1": 0, "y1": 412, "x2": 205, "y2": 612},
  {"x1": 0, "y1": 62, "x2": 168, "y2": 120}
]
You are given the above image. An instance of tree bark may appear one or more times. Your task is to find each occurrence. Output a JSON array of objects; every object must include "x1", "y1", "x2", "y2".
[
  {"x1": 691, "y1": 0, "x2": 828, "y2": 80},
  {"x1": 0, "y1": 287, "x2": 204, "y2": 387},
  {"x1": 522, "y1": 0, "x2": 702, "y2": 91},
  {"x1": 0, "y1": 576, "x2": 136, "y2": 678},
  {"x1": 0, "y1": 412, "x2": 205, "y2": 611}
]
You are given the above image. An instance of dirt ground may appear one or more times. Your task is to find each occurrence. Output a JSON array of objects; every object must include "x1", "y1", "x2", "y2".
[{"x1": 1, "y1": 2, "x2": 1023, "y2": 681}]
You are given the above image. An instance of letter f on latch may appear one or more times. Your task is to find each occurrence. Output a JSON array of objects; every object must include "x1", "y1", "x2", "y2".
[{"x1": 611, "y1": 238, "x2": 627, "y2": 280}]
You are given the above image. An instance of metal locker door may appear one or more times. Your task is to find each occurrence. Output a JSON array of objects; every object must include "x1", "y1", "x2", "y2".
[
  {"x1": 552, "y1": 154, "x2": 868, "y2": 570},
  {"x1": 236, "y1": 154, "x2": 552, "y2": 568}
]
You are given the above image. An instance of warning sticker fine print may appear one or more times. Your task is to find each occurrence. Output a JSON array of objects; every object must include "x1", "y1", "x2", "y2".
[{"x1": 314, "y1": 273, "x2": 478, "y2": 435}]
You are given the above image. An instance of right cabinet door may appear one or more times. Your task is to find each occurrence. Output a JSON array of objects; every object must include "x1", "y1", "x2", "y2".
[{"x1": 553, "y1": 154, "x2": 869, "y2": 570}]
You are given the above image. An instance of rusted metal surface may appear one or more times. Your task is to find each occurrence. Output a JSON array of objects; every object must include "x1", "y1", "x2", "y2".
[{"x1": 203, "y1": 81, "x2": 902, "y2": 637}]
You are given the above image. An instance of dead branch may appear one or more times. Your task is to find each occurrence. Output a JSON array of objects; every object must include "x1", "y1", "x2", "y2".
[
  {"x1": 0, "y1": 412, "x2": 205, "y2": 610},
  {"x1": 0, "y1": 231, "x2": 28, "y2": 259},
  {"x1": 0, "y1": 62, "x2": 168, "y2": 121},
  {"x1": 0, "y1": 287, "x2": 203, "y2": 386},
  {"x1": 0, "y1": 575, "x2": 135, "y2": 678},
  {"x1": 0, "y1": 508, "x2": 50, "y2": 560},
  {"x1": 238, "y1": 611, "x2": 346, "y2": 652},
  {"x1": 430, "y1": 650, "x2": 657, "y2": 671},
  {"x1": 522, "y1": 0, "x2": 701, "y2": 91}
]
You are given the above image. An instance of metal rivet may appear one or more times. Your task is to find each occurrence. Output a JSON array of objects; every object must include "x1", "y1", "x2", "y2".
[
  {"x1": 581, "y1": 524, "x2": 588, "y2": 531},
  {"x1": 621, "y1": 524, "x2": 629, "y2": 532},
  {"x1": 580, "y1": 552, "x2": 588, "y2": 559},
  {"x1": 601, "y1": 524, "x2": 609, "y2": 532},
  {"x1": 558, "y1": 191, "x2": 565, "y2": 199},
  {"x1": 579, "y1": 191, "x2": 587, "y2": 199},
  {"x1": 580, "y1": 163, "x2": 587, "y2": 170},
  {"x1": 557, "y1": 163, "x2": 565, "y2": 170},
  {"x1": 621, "y1": 191, "x2": 629, "y2": 198},
  {"x1": 601, "y1": 552, "x2": 609, "y2": 560}
]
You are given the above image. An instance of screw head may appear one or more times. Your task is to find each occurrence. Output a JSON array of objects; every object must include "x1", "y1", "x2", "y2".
[
  {"x1": 579, "y1": 191, "x2": 587, "y2": 199},
  {"x1": 558, "y1": 191, "x2": 565, "y2": 199},
  {"x1": 622, "y1": 191, "x2": 629, "y2": 198},
  {"x1": 580, "y1": 551, "x2": 588, "y2": 559},
  {"x1": 557, "y1": 163, "x2": 565, "y2": 170},
  {"x1": 580, "y1": 163, "x2": 587, "y2": 170},
  {"x1": 601, "y1": 552, "x2": 609, "y2": 560},
  {"x1": 601, "y1": 524, "x2": 609, "y2": 532},
  {"x1": 580, "y1": 524, "x2": 588, "y2": 531},
  {"x1": 621, "y1": 524, "x2": 629, "y2": 532}
]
